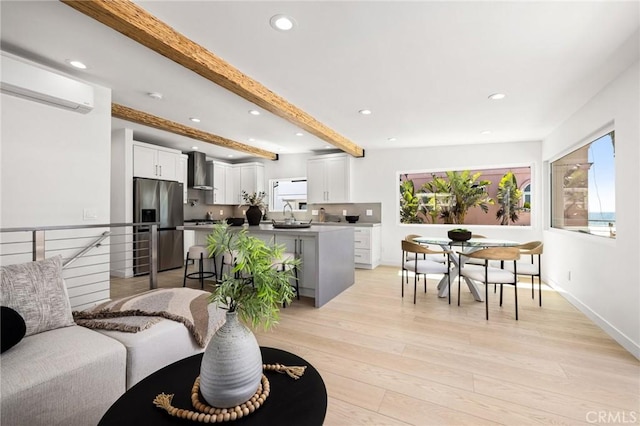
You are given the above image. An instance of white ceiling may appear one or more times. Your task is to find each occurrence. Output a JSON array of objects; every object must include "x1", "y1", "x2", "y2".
[{"x1": 1, "y1": 1, "x2": 638, "y2": 161}]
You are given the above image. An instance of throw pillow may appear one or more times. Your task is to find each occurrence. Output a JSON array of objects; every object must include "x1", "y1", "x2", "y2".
[
  {"x1": 1, "y1": 306, "x2": 27, "y2": 353},
  {"x1": 0, "y1": 255, "x2": 74, "y2": 336}
]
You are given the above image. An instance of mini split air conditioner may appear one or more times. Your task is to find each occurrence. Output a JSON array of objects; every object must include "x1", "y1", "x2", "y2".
[{"x1": 0, "y1": 53, "x2": 94, "y2": 114}]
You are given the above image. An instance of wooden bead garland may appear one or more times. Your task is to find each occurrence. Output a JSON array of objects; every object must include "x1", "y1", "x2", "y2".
[{"x1": 153, "y1": 363, "x2": 306, "y2": 423}]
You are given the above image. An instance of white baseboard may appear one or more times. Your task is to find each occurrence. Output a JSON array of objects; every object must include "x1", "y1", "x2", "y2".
[{"x1": 545, "y1": 277, "x2": 640, "y2": 360}]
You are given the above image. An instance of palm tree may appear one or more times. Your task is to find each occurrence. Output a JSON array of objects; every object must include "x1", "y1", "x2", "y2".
[
  {"x1": 445, "y1": 170, "x2": 493, "y2": 224},
  {"x1": 399, "y1": 178, "x2": 423, "y2": 223},
  {"x1": 496, "y1": 171, "x2": 523, "y2": 225}
]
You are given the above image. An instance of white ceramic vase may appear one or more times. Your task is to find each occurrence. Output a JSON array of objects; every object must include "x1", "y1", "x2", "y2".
[{"x1": 199, "y1": 311, "x2": 263, "y2": 408}]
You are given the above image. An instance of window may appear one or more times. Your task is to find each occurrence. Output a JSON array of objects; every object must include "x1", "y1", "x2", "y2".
[
  {"x1": 269, "y1": 178, "x2": 307, "y2": 212},
  {"x1": 551, "y1": 131, "x2": 615, "y2": 238},
  {"x1": 399, "y1": 166, "x2": 532, "y2": 226}
]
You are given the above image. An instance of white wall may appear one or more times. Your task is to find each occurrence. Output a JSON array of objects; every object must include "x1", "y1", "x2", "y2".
[
  {"x1": 350, "y1": 141, "x2": 544, "y2": 264},
  {"x1": 1, "y1": 84, "x2": 111, "y2": 227},
  {"x1": 0, "y1": 58, "x2": 112, "y2": 309},
  {"x1": 541, "y1": 60, "x2": 640, "y2": 358}
]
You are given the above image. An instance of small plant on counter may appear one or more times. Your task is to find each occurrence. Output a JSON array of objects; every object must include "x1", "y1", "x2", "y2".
[{"x1": 241, "y1": 191, "x2": 266, "y2": 210}]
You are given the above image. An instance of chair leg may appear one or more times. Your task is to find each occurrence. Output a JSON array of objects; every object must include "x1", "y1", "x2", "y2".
[
  {"x1": 448, "y1": 271, "x2": 451, "y2": 305},
  {"x1": 499, "y1": 284, "x2": 503, "y2": 306},
  {"x1": 183, "y1": 253, "x2": 190, "y2": 287},
  {"x1": 538, "y1": 275, "x2": 542, "y2": 307},
  {"x1": 531, "y1": 276, "x2": 535, "y2": 299},
  {"x1": 294, "y1": 265, "x2": 300, "y2": 300},
  {"x1": 413, "y1": 273, "x2": 417, "y2": 304},
  {"x1": 424, "y1": 274, "x2": 427, "y2": 293},
  {"x1": 401, "y1": 268, "x2": 405, "y2": 298},
  {"x1": 485, "y1": 281, "x2": 489, "y2": 320},
  {"x1": 457, "y1": 274, "x2": 461, "y2": 306},
  {"x1": 514, "y1": 282, "x2": 519, "y2": 320}
]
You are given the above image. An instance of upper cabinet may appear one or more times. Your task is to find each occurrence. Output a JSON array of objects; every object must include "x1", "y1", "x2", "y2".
[
  {"x1": 307, "y1": 154, "x2": 352, "y2": 203},
  {"x1": 205, "y1": 162, "x2": 264, "y2": 205},
  {"x1": 179, "y1": 154, "x2": 188, "y2": 204},
  {"x1": 132, "y1": 142, "x2": 180, "y2": 181}
]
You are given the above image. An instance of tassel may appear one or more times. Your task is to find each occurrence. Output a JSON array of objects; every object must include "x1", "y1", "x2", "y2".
[{"x1": 153, "y1": 393, "x2": 175, "y2": 411}]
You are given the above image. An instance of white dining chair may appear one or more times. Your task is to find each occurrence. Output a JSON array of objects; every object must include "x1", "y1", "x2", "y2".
[
  {"x1": 457, "y1": 247, "x2": 520, "y2": 320},
  {"x1": 401, "y1": 240, "x2": 451, "y2": 304}
]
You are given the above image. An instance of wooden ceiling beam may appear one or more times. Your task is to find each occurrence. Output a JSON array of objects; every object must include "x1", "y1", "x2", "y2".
[
  {"x1": 61, "y1": 0, "x2": 365, "y2": 158},
  {"x1": 112, "y1": 103, "x2": 278, "y2": 160}
]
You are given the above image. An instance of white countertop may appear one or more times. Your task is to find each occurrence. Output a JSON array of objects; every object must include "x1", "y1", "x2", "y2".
[{"x1": 182, "y1": 224, "x2": 355, "y2": 235}]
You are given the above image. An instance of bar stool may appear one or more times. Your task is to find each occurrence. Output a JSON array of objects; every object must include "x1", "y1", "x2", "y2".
[
  {"x1": 273, "y1": 252, "x2": 299, "y2": 306},
  {"x1": 183, "y1": 245, "x2": 217, "y2": 289}
]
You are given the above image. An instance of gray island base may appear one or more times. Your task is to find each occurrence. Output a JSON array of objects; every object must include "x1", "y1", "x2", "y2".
[{"x1": 184, "y1": 224, "x2": 355, "y2": 308}]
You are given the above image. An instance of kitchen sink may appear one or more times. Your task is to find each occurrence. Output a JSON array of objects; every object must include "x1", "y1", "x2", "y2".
[{"x1": 271, "y1": 220, "x2": 312, "y2": 229}]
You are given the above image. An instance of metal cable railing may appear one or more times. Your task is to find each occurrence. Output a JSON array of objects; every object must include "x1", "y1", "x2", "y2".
[{"x1": 0, "y1": 223, "x2": 159, "y2": 310}]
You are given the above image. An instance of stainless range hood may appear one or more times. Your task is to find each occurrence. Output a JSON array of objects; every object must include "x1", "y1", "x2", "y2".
[{"x1": 187, "y1": 151, "x2": 213, "y2": 190}]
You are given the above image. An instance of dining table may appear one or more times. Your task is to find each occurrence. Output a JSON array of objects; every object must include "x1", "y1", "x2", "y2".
[{"x1": 413, "y1": 237, "x2": 520, "y2": 302}]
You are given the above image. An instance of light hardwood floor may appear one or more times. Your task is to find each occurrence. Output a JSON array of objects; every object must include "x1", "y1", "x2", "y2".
[{"x1": 112, "y1": 265, "x2": 639, "y2": 425}]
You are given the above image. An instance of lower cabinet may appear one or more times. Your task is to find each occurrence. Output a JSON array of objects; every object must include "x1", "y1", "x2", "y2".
[
  {"x1": 354, "y1": 226, "x2": 381, "y2": 269},
  {"x1": 273, "y1": 235, "x2": 317, "y2": 298}
]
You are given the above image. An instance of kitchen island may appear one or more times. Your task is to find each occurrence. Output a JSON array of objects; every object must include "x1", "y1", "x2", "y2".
[{"x1": 183, "y1": 224, "x2": 355, "y2": 308}]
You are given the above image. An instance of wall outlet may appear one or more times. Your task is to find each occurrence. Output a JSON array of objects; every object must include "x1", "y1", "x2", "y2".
[
  {"x1": 342, "y1": 210, "x2": 347, "y2": 216},
  {"x1": 366, "y1": 209, "x2": 373, "y2": 216},
  {"x1": 83, "y1": 208, "x2": 97, "y2": 220},
  {"x1": 311, "y1": 209, "x2": 318, "y2": 216}
]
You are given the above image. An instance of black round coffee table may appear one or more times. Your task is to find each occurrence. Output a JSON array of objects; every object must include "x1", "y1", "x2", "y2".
[{"x1": 99, "y1": 347, "x2": 327, "y2": 425}]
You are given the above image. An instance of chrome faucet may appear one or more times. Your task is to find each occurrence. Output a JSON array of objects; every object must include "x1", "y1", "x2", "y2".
[{"x1": 283, "y1": 201, "x2": 296, "y2": 223}]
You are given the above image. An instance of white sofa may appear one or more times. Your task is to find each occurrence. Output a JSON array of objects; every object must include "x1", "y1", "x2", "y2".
[{"x1": 1, "y1": 256, "x2": 218, "y2": 426}]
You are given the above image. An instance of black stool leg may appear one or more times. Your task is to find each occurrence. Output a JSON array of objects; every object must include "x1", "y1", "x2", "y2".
[
  {"x1": 294, "y1": 265, "x2": 299, "y2": 300},
  {"x1": 199, "y1": 253, "x2": 204, "y2": 289},
  {"x1": 183, "y1": 253, "x2": 190, "y2": 287}
]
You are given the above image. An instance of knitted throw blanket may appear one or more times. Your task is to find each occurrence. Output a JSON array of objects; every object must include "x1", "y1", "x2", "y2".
[{"x1": 72, "y1": 288, "x2": 224, "y2": 348}]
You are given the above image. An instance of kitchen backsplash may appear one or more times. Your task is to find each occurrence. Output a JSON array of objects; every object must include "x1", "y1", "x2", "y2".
[{"x1": 185, "y1": 188, "x2": 382, "y2": 224}]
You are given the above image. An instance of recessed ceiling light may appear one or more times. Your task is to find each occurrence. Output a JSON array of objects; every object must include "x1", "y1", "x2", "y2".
[
  {"x1": 359, "y1": 109, "x2": 372, "y2": 115},
  {"x1": 248, "y1": 138, "x2": 256, "y2": 142},
  {"x1": 295, "y1": 132, "x2": 304, "y2": 136},
  {"x1": 248, "y1": 110, "x2": 260, "y2": 116},
  {"x1": 147, "y1": 92, "x2": 163, "y2": 100},
  {"x1": 324, "y1": 145, "x2": 332, "y2": 149},
  {"x1": 189, "y1": 117, "x2": 201, "y2": 123},
  {"x1": 270, "y1": 14, "x2": 296, "y2": 31},
  {"x1": 191, "y1": 146, "x2": 199, "y2": 150},
  {"x1": 65, "y1": 59, "x2": 87, "y2": 69},
  {"x1": 387, "y1": 137, "x2": 397, "y2": 142},
  {"x1": 488, "y1": 93, "x2": 506, "y2": 100},
  {"x1": 227, "y1": 154, "x2": 234, "y2": 158},
  {"x1": 480, "y1": 130, "x2": 492, "y2": 135}
]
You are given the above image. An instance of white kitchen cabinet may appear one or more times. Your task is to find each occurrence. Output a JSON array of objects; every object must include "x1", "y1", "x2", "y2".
[
  {"x1": 179, "y1": 154, "x2": 188, "y2": 204},
  {"x1": 232, "y1": 163, "x2": 265, "y2": 204},
  {"x1": 353, "y1": 226, "x2": 381, "y2": 269},
  {"x1": 307, "y1": 153, "x2": 352, "y2": 203},
  {"x1": 205, "y1": 161, "x2": 232, "y2": 205},
  {"x1": 132, "y1": 142, "x2": 180, "y2": 181}
]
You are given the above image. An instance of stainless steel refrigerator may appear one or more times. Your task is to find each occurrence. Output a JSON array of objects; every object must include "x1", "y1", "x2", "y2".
[{"x1": 133, "y1": 178, "x2": 184, "y2": 275}]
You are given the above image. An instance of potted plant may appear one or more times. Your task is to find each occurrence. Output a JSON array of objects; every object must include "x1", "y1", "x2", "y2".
[
  {"x1": 241, "y1": 190, "x2": 266, "y2": 226},
  {"x1": 201, "y1": 223, "x2": 299, "y2": 408}
]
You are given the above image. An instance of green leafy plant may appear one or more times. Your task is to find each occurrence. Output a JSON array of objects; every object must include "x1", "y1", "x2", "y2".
[
  {"x1": 496, "y1": 171, "x2": 523, "y2": 225},
  {"x1": 399, "y1": 178, "x2": 424, "y2": 224},
  {"x1": 241, "y1": 191, "x2": 266, "y2": 210},
  {"x1": 423, "y1": 171, "x2": 493, "y2": 224},
  {"x1": 206, "y1": 223, "x2": 299, "y2": 330}
]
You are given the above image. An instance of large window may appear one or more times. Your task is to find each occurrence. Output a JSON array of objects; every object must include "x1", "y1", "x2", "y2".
[
  {"x1": 399, "y1": 166, "x2": 532, "y2": 226},
  {"x1": 551, "y1": 131, "x2": 615, "y2": 238}
]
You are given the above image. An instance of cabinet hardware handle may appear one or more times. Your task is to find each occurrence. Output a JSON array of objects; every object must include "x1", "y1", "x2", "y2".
[
  {"x1": 159, "y1": 165, "x2": 162, "y2": 176},
  {"x1": 294, "y1": 239, "x2": 297, "y2": 255},
  {"x1": 299, "y1": 239, "x2": 303, "y2": 254}
]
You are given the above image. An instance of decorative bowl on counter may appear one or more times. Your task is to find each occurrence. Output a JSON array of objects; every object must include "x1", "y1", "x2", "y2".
[
  {"x1": 345, "y1": 215, "x2": 359, "y2": 223},
  {"x1": 271, "y1": 219, "x2": 312, "y2": 229},
  {"x1": 447, "y1": 229, "x2": 472, "y2": 241},
  {"x1": 226, "y1": 217, "x2": 245, "y2": 226}
]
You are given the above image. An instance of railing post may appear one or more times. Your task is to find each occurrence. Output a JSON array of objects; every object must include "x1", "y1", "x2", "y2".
[
  {"x1": 149, "y1": 224, "x2": 158, "y2": 289},
  {"x1": 32, "y1": 230, "x2": 45, "y2": 261}
]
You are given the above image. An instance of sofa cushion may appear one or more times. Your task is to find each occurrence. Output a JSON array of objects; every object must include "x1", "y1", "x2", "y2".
[
  {"x1": 0, "y1": 325, "x2": 126, "y2": 426},
  {"x1": 1, "y1": 306, "x2": 26, "y2": 353},
  {"x1": 0, "y1": 256, "x2": 74, "y2": 336}
]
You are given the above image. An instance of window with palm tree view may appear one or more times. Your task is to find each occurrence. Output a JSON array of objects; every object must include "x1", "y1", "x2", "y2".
[
  {"x1": 399, "y1": 166, "x2": 532, "y2": 226},
  {"x1": 551, "y1": 130, "x2": 615, "y2": 238}
]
